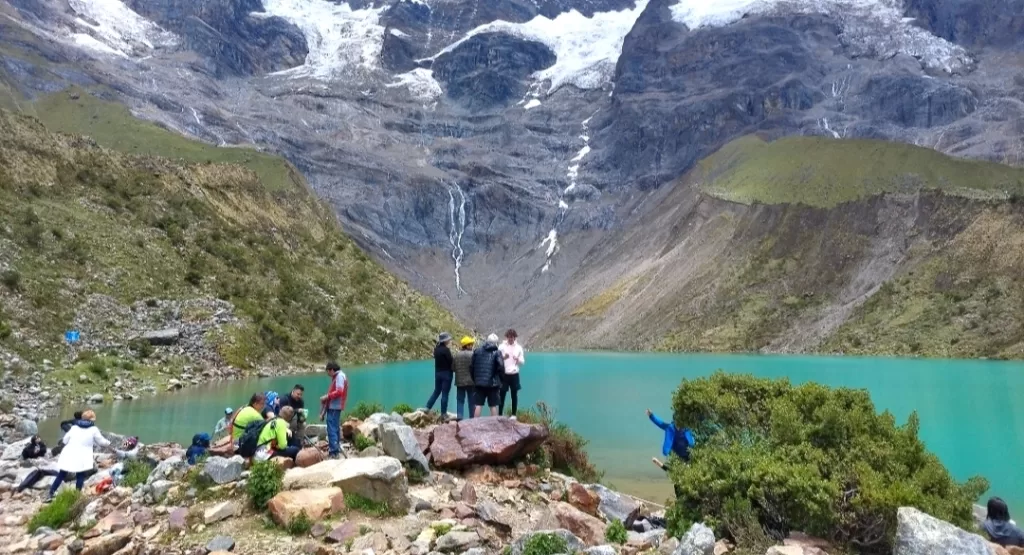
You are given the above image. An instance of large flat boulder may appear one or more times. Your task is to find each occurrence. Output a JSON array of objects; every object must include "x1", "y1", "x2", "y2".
[
  {"x1": 202, "y1": 456, "x2": 243, "y2": 484},
  {"x1": 380, "y1": 423, "x2": 430, "y2": 473},
  {"x1": 894, "y1": 507, "x2": 993, "y2": 555},
  {"x1": 430, "y1": 417, "x2": 547, "y2": 468},
  {"x1": 267, "y1": 487, "x2": 346, "y2": 526},
  {"x1": 282, "y1": 456, "x2": 409, "y2": 511},
  {"x1": 553, "y1": 502, "x2": 607, "y2": 546},
  {"x1": 586, "y1": 484, "x2": 640, "y2": 524}
]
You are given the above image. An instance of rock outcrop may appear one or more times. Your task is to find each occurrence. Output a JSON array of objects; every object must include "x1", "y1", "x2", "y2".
[
  {"x1": 893, "y1": 507, "x2": 994, "y2": 555},
  {"x1": 430, "y1": 417, "x2": 547, "y2": 468},
  {"x1": 675, "y1": 523, "x2": 715, "y2": 555},
  {"x1": 381, "y1": 422, "x2": 431, "y2": 473},
  {"x1": 553, "y1": 502, "x2": 608, "y2": 546},
  {"x1": 267, "y1": 487, "x2": 346, "y2": 526},
  {"x1": 282, "y1": 456, "x2": 410, "y2": 512}
]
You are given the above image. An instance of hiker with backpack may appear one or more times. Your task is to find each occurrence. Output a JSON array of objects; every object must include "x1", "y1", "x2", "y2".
[
  {"x1": 231, "y1": 393, "x2": 267, "y2": 443},
  {"x1": 646, "y1": 409, "x2": 694, "y2": 497},
  {"x1": 253, "y1": 406, "x2": 299, "y2": 461}
]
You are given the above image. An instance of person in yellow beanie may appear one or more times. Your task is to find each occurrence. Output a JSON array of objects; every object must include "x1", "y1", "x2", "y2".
[{"x1": 453, "y1": 336, "x2": 476, "y2": 421}]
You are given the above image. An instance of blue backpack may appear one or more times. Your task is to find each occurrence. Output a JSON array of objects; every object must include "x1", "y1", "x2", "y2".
[{"x1": 673, "y1": 427, "x2": 696, "y2": 461}]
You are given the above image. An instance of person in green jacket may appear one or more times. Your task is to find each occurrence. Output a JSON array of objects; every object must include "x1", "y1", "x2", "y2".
[
  {"x1": 231, "y1": 393, "x2": 266, "y2": 442},
  {"x1": 255, "y1": 406, "x2": 298, "y2": 461}
]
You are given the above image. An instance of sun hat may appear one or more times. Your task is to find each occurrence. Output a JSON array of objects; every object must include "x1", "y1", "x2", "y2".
[{"x1": 438, "y1": 332, "x2": 453, "y2": 343}]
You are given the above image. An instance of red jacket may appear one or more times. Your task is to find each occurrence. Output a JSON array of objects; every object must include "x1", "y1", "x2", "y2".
[{"x1": 325, "y1": 371, "x2": 348, "y2": 411}]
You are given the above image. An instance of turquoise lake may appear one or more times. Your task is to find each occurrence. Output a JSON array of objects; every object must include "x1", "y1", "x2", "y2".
[{"x1": 39, "y1": 352, "x2": 1024, "y2": 510}]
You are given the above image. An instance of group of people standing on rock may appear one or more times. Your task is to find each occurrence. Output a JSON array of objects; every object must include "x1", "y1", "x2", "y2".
[{"x1": 426, "y1": 329, "x2": 525, "y2": 421}]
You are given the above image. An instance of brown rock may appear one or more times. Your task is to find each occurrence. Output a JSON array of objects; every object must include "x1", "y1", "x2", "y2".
[
  {"x1": 992, "y1": 545, "x2": 1011, "y2": 555},
  {"x1": 39, "y1": 534, "x2": 63, "y2": 550},
  {"x1": 272, "y1": 456, "x2": 294, "y2": 470},
  {"x1": 461, "y1": 483, "x2": 478, "y2": 504},
  {"x1": 553, "y1": 501, "x2": 607, "y2": 546},
  {"x1": 464, "y1": 465, "x2": 502, "y2": 484},
  {"x1": 267, "y1": 488, "x2": 346, "y2": 526},
  {"x1": 168, "y1": 507, "x2": 188, "y2": 530},
  {"x1": 568, "y1": 483, "x2": 600, "y2": 517},
  {"x1": 429, "y1": 417, "x2": 548, "y2": 468},
  {"x1": 84, "y1": 511, "x2": 131, "y2": 539},
  {"x1": 439, "y1": 508, "x2": 456, "y2": 519},
  {"x1": 296, "y1": 448, "x2": 325, "y2": 468},
  {"x1": 203, "y1": 500, "x2": 241, "y2": 524},
  {"x1": 311, "y1": 522, "x2": 329, "y2": 538},
  {"x1": 784, "y1": 533, "x2": 832, "y2": 552},
  {"x1": 81, "y1": 529, "x2": 132, "y2": 555},
  {"x1": 326, "y1": 521, "x2": 359, "y2": 544},
  {"x1": 455, "y1": 502, "x2": 475, "y2": 519},
  {"x1": 414, "y1": 428, "x2": 432, "y2": 454},
  {"x1": 1007, "y1": 546, "x2": 1024, "y2": 555},
  {"x1": 351, "y1": 531, "x2": 389, "y2": 553},
  {"x1": 342, "y1": 419, "x2": 361, "y2": 440},
  {"x1": 714, "y1": 539, "x2": 733, "y2": 555},
  {"x1": 503, "y1": 479, "x2": 521, "y2": 489},
  {"x1": 132, "y1": 508, "x2": 153, "y2": 526}
]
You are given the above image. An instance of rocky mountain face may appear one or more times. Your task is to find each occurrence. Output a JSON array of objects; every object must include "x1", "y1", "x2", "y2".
[{"x1": 0, "y1": 0, "x2": 1022, "y2": 355}]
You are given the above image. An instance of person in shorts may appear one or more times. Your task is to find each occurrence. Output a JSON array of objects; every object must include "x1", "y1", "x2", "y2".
[{"x1": 471, "y1": 334, "x2": 504, "y2": 417}]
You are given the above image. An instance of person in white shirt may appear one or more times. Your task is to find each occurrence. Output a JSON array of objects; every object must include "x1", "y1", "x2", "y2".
[
  {"x1": 497, "y1": 329, "x2": 525, "y2": 418},
  {"x1": 47, "y1": 410, "x2": 110, "y2": 501}
]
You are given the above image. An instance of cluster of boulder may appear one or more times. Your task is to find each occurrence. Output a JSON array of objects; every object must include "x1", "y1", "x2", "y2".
[{"x1": 0, "y1": 409, "x2": 1018, "y2": 555}]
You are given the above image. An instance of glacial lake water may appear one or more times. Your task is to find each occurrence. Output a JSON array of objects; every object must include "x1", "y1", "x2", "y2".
[{"x1": 39, "y1": 352, "x2": 1024, "y2": 511}]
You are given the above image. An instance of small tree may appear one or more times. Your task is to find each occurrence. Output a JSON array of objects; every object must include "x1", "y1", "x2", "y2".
[
  {"x1": 247, "y1": 460, "x2": 284, "y2": 510},
  {"x1": 667, "y1": 372, "x2": 987, "y2": 553}
]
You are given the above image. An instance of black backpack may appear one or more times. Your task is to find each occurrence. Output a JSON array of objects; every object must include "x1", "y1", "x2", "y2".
[{"x1": 236, "y1": 420, "x2": 270, "y2": 458}]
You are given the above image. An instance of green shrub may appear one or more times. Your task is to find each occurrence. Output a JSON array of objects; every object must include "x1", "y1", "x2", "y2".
[
  {"x1": 286, "y1": 510, "x2": 312, "y2": 536},
  {"x1": 354, "y1": 434, "x2": 376, "y2": 451},
  {"x1": 605, "y1": 519, "x2": 627, "y2": 545},
  {"x1": 85, "y1": 358, "x2": 107, "y2": 378},
  {"x1": 345, "y1": 493, "x2": 396, "y2": 517},
  {"x1": 121, "y1": 460, "x2": 152, "y2": 488},
  {"x1": 391, "y1": 403, "x2": 415, "y2": 414},
  {"x1": 130, "y1": 338, "x2": 155, "y2": 359},
  {"x1": 28, "y1": 489, "x2": 84, "y2": 533},
  {"x1": 517, "y1": 402, "x2": 602, "y2": 483},
  {"x1": 520, "y1": 533, "x2": 569, "y2": 555},
  {"x1": 432, "y1": 522, "x2": 453, "y2": 536},
  {"x1": 0, "y1": 319, "x2": 11, "y2": 340},
  {"x1": 1, "y1": 269, "x2": 21, "y2": 291},
  {"x1": 666, "y1": 372, "x2": 988, "y2": 552},
  {"x1": 247, "y1": 460, "x2": 285, "y2": 510},
  {"x1": 406, "y1": 463, "x2": 429, "y2": 484},
  {"x1": 347, "y1": 401, "x2": 384, "y2": 420}
]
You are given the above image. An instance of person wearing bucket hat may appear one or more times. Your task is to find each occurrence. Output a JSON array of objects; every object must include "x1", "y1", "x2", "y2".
[
  {"x1": 453, "y1": 336, "x2": 476, "y2": 421},
  {"x1": 425, "y1": 332, "x2": 454, "y2": 419},
  {"x1": 214, "y1": 407, "x2": 234, "y2": 439}
]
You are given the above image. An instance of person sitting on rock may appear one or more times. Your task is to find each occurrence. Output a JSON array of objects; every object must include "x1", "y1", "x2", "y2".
[
  {"x1": 984, "y1": 497, "x2": 1024, "y2": 547},
  {"x1": 22, "y1": 435, "x2": 47, "y2": 460},
  {"x1": 471, "y1": 334, "x2": 505, "y2": 417},
  {"x1": 255, "y1": 406, "x2": 299, "y2": 461},
  {"x1": 213, "y1": 407, "x2": 234, "y2": 439},
  {"x1": 231, "y1": 393, "x2": 267, "y2": 443},
  {"x1": 453, "y1": 336, "x2": 476, "y2": 421}
]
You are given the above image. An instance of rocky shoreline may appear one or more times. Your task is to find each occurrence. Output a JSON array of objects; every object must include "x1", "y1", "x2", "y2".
[{"x1": 0, "y1": 408, "x2": 1016, "y2": 555}]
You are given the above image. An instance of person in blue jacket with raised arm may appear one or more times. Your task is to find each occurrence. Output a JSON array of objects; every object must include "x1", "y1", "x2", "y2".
[{"x1": 646, "y1": 409, "x2": 694, "y2": 496}]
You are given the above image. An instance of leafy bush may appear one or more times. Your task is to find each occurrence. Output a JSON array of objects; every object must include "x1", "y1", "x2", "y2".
[
  {"x1": 121, "y1": 460, "x2": 152, "y2": 488},
  {"x1": 605, "y1": 519, "x2": 628, "y2": 545},
  {"x1": 0, "y1": 318, "x2": 11, "y2": 341},
  {"x1": 28, "y1": 489, "x2": 84, "y2": 533},
  {"x1": 247, "y1": 460, "x2": 285, "y2": 510},
  {"x1": 391, "y1": 403, "x2": 415, "y2": 414},
  {"x1": 432, "y1": 522, "x2": 453, "y2": 536},
  {"x1": 354, "y1": 434, "x2": 376, "y2": 451},
  {"x1": 1, "y1": 269, "x2": 21, "y2": 292},
  {"x1": 345, "y1": 493, "x2": 397, "y2": 517},
  {"x1": 520, "y1": 533, "x2": 569, "y2": 555},
  {"x1": 286, "y1": 510, "x2": 312, "y2": 536},
  {"x1": 517, "y1": 402, "x2": 602, "y2": 483},
  {"x1": 347, "y1": 401, "x2": 384, "y2": 420},
  {"x1": 666, "y1": 372, "x2": 988, "y2": 553}
]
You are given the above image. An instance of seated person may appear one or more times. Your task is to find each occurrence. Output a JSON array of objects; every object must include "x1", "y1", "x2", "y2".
[
  {"x1": 984, "y1": 497, "x2": 1024, "y2": 547},
  {"x1": 22, "y1": 436, "x2": 47, "y2": 460},
  {"x1": 254, "y1": 406, "x2": 299, "y2": 461}
]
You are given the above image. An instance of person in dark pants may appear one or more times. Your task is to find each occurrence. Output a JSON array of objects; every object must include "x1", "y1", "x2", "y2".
[
  {"x1": 279, "y1": 384, "x2": 307, "y2": 448},
  {"x1": 497, "y1": 329, "x2": 525, "y2": 417},
  {"x1": 320, "y1": 361, "x2": 348, "y2": 459},
  {"x1": 48, "y1": 410, "x2": 109, "y2": 501},
  {"x1": 22, "y1": 436, "x2": 47, "y2": 460},
  {"x1": 453, "y1": 336, "x2": 476, "y2": 421},
  {"x1": 646, "y1": 409, "x2": 694, "y2": 498},
  {"x1": 425, "y1": 332, "x2": 454, "y2": 420},
  {"x1": 472, "y1": 334, "x2": 504, "y2": 417}
]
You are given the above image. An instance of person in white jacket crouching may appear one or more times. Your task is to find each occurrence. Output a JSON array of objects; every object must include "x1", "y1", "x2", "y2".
[{"x1": 47, "y1": 409, "x2": 110, "y2": 501}]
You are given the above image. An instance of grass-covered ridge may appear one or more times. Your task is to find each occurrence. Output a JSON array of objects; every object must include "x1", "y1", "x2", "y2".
[
  {"x1": 697, "y1": 135, "x2": 1024, "y2": 207},
  {"x1": 0, "y1": 98, "x2": 460, "y2": 369}
]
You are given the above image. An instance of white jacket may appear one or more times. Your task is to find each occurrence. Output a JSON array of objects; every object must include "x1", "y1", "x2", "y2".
[
  {"x1": 57, "y1": 425, "x2": 110, "y2": 473},
  {"x1": 498, "y1": 341, "x2": 525, "y2": 375}
]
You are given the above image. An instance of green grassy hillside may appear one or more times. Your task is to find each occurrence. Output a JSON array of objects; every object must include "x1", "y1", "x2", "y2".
[
  {"x1": 0, "y1": 98, "x2": 460, "y2": 377},
  {"x1": 698, "y1": 135, "x2": 1024, "y2": 207}
]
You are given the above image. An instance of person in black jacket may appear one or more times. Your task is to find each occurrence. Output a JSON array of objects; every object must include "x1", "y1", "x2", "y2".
[
  {"x1": 22, "y1": 436, "x2": 47, "y2": 460},
  {"x1": 279, "y1": 384, "x2": 307, "y2": 448},
  {"x1": 51, "y1": 411, "x2": 85, "y2": 457},
  {"x1": 472, "y1": 334, "x2": 504, "y2": 417},
  {"x1": 425, "y1": 332, "x2": 454, "y2": 420}
]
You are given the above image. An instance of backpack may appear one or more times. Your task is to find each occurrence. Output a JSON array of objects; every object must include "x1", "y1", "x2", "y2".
[
  {"x1": 673, "y1": 427, "x2": 696, "y2": 461},
  {"x1": 236, "y1": 420, "x2": 271, "y2": 458}
]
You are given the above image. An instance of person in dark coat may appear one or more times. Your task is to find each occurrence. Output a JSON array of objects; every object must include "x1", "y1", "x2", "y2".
[
  {"x1": 22, "y1": 436, "x2": 47, "y2": 460},
  {"x1": 425, "y1": 332, "x2": 454, "y2": 419},
  {"x1": 471, "y1": 334, "x2": 504, "y2": 417},
  {"x1": 279, "y1": 384, "x2": 307, "y2": 448},
  {"x1": 984, "y1": 497, "x2": 1024, "y2": 547}
]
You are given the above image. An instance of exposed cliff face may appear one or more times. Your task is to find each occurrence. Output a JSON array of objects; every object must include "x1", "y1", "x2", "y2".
[{"x1": 1, "y1": 0, "x2": 1023, "y2": 355}]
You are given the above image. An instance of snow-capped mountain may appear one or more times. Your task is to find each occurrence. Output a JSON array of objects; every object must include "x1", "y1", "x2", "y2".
[{"x1": 1, "y1": 0, "x2": 1022, "y2": 338}]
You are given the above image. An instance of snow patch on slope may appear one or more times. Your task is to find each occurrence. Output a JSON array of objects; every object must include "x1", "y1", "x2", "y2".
[
  {"x1": 386, "y1": 68, "x2": 443, "y2": 102},
  {"x1": 64, "y1": 0, "x2": 176, "y2": 57},
  {"x1": 670, "y1": 0, "x2": 972, "y2": 73},
  {"x1": 427, "y1": 1, "x2": 649, "y2": 94},
  {"x1": 256, "y1": 0, "x2": 386, "y2": 79}
]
